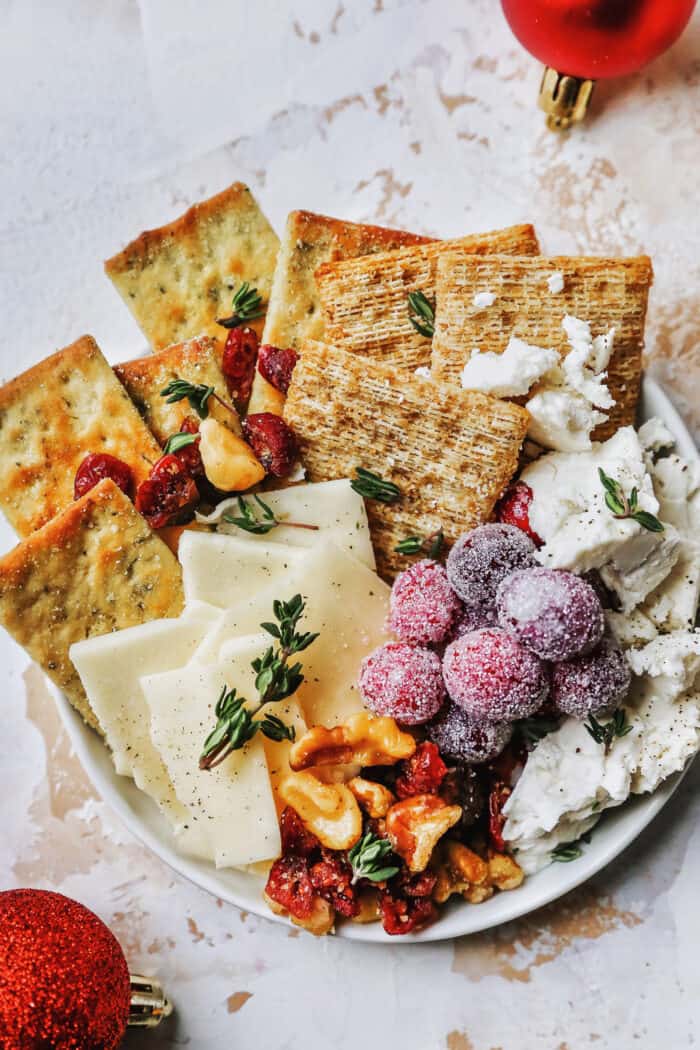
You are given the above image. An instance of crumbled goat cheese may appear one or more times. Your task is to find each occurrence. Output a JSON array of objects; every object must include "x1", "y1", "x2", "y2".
[
  {"x1": 547, "y1": 271, "x2": 564, "y2": 294},
  {"x1": 460, "y1": 337, "x2": 559, "y2": 398},
  {"x1": 526, "y1": 388, "x2": 607, "y2": 453},
  {"x1": 414, "y1": 366, "x2": 432, "y2": 379},
  {"x1": 472, "y1": 290, "x2": 497, "y2": 309}
]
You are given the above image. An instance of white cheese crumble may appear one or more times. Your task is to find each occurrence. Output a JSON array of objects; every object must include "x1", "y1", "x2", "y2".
[
  {"x1": 547, "y1": 271, "x2": 564, "y2": 294},
  {"x1": 414, "y1": 366, "x2": 432, "y2": 379},
  {"x1": 472, "y1": 290, "x2": 496, "y2": 309},
  {"x1": 460, "y1": 337, "x2": 558, "y2": 398}
]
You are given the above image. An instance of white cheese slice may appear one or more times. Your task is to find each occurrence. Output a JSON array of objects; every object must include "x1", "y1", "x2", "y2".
[
  {"x1": 196, "y1": 479, "x2": 375, "y2": 570},
  {"x1": 179, "y1": 531, "x2": 308, "y2": 609},
  {"x1": 142, "y1": 637, "x2": 291, "y2": 868}
]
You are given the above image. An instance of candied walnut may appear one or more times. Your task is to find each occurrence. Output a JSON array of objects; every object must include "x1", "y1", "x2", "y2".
[
  {"x1": 279, "y1": 771, "x2": 362, "y2": 851},
  {"x1": 432, "y1": 840, "x2": 490, "y2": 904},
  {"x1": 394, "y1": 741, "x2": 447, "y2": 800},
  {"x1": 264, "y1": 855, "x2": 315, "y2": 921},
  {"x1": 264, "y1": 891, "x2": 335, "y2": 936},
  {"x1": 352, "y1": 888, "x2": 381, "y2": 924},
  {"x1": 488, "y1": 851, "x2": 524, "y2": 892},
  {"x1": 289, "y1": 712, "x2": 416, "y2": 772},
  {"x1": 279, "y1": 805, "x2": 319, "y2": 857},
  {"x1": 487, "y1": 782, "x2": 512, "y2": 853},
  {"x1": 386, "y1": 794, "x2": 462, "y2": 874},
  {"x1": 309, "y1": 849, "x2": 358, "y2": 919},
  {"x1": 348, "y1": 776, "x2": 396, "y2": 818}
]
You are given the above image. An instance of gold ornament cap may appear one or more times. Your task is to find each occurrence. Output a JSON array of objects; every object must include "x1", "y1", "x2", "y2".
[
  {"x1": 128, "y1": 973, "x2": 173, "y2": 1028},
  {"x1": 538, "y1": 66, "x2": 595, "y2": 131}
]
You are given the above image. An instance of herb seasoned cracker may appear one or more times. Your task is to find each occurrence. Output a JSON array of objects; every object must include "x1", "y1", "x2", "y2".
[{"x1": 284, "y1": 340, "x2": 529, "y2": 580}]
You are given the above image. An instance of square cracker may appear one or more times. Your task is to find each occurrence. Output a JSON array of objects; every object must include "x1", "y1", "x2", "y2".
[
  {"x1": 115, "y1": 335, "x2": 241, "y2": 445},
  {"x1": 248, "y1": 210, "x2": 435, "y2": 415},
  {"x1": 432, "y1": 254, "x2": 653, "y2": 437},
  {"x1": 0, "y1": 335, "x2": 162, "y2": 537},
  {"x1": 284, "y1": 340, "x2": 529, "y2": 580},
  {"x1": 315, "y1": 225, "x2": 540, "y2": 373},
  {"x1": 0, "y1": 479, "x2": 184, "y2": 731},
  {"x1": 105, "y1": 183, "x2": 280, "y2": 352}
]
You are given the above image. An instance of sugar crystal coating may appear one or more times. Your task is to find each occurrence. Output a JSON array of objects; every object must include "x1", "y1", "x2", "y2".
[
  {"x1": 427, "y1": 702, "x2": 512, "y2": 763},
  {"x1": 552, "y1": 640, "x2": 632, "y2": 719},
  {"x1": 450, "y1": 602, "x2": 498, "y2": 638},
  {"x1": 359, "y1": 642, "x2": 445, "y2": 725},
  {"x1": 496, "y1": 567, "x2": 604, "y2": 661},
  {"x1": 389, "y1": 559, "x2": 462, "y2": 645},
  {"x1": 442, "y1": 627, "x2": 548, "y2": 723},
  {"x1": 446, "y1": 524, "x2": 537, "y2": 612}
]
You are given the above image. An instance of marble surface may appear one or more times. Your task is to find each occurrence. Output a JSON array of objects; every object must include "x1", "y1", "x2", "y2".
[{"x1": 1, "y1": 2, "x2": 699, "y2": 1047}]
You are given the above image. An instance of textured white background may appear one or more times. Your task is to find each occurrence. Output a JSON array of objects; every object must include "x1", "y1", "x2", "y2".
[{"x1": 1, "y1": 2, "x2": 700, "y2": 1047}]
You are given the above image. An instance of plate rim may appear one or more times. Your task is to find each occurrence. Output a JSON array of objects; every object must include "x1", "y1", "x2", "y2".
[{"x1": 53, "y1": 375, "x2": 699, "y2": 943}]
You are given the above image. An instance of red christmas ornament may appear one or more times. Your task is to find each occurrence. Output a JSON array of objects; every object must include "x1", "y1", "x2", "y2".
[
  {"x1": 501, "y1": 0, "x2": 697, "y2": 127},
  {"x1": 0, "y1": 889, "x2": 172, "y2": 1047}
]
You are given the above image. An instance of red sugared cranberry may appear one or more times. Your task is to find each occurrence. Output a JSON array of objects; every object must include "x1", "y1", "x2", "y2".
[
  {"x1": 496, "y1": 567, "x2": 604, "y2": 662},
  {"x1": 552, "y1": 640, "x2": 631, "y2": 719},
  {"x1": 442, "y1": 628, "x2": 548, "y2": 723},
  {"x1": 446, "y1": 524, "x2": 537, "y2": 614},
  {"x1": 359, "y1": 643, "x2": 445, "y2": 725},
  {"x1": 222, "y1": 326, "x2": 259, "y2": 412},
  {"x1": 394, "y1": 742, "x2": 447, "y2": 799},
  {"x1": 257, "y1": 345, "x2": 299, "y2": 395},
  {"x1": 450, "y1": 602, "x2": 498, "y2": 638},
  {"x1": 243, "y1": 413, "x2": 298, "y2": 477},
  {"x1": 389, "y1": 559, "x2": 462, "y2": 646},
  {"x1": 264, "y1": 854, "x2": 315, "y2": 921},
  {"x1": 279, "y1": 806, "x2": 319, "y2": 858},
  {"x1": 135, "y1": 454, "x2": 199, "y2": 529},
  {"x1": 495, "y1": 482, "x2": 543, "y2": 546},
  {"x1": 427, "y1": 703, "x2": 512, "y2": 764},
  {"x1": 74, "y1": 452, "x2": 134, "y2": 500}
]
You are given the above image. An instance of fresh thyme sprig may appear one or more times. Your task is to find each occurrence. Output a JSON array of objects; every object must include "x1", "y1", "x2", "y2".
[
  {"x1": 394, "y1": 528, "x2": 444, "y2": 559},
  {"x1": 199, "y1": 594, "x2": 318, "y2": 770},
  {"x1": 584, "y1": 708, "x2": 633, "y2": 756},
  {"x1": 163, "y1": 431, "x2": 198, "y2": 455},
  {"x1": 407, "y1": 290, "x2": 436, "y2": 338},
  {"x1": 551, "y1": 836, "x2": 586, "y2": 863},
  {"x1": 223, "y1": 495, "x2": 319, "y2": 536},
  {"x1": 216, "y1": 281, "x2": 265, "y2": 329},
  {"x1": 160, "y1": 377, "x2": 237, "y2": 420},
  {"x1": 598, "y1": 469, "x2": 664, "y2": 533},
  {"x1": 516, "y1": 716, "x2": 561, "y2": 749},
  {"x1": 351, "y1": 468, "x2": 401, "y2": 504},
  {"x1": 348, "y1": 832, "x2": 400, "y2": 884}
]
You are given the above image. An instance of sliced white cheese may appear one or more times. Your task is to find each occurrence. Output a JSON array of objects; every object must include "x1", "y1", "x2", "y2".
[
  {"x1": 142, "y1": 637, "x2": 292, "y2": 868},
  {"x1": 196, "y1": 479, "x2": 375, "y2": 570},
  {"x1": 179, "y1": 531, "x2": 308, "y2": 610},
  {"x1": 216, "y1": 540, "x2": 391, "y2": 727}
]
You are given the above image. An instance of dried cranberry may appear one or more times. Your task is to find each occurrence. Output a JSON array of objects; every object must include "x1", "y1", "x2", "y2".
[
  {"x1": 495, "y1": 481, "x2": 542, "y2": 546},
  {"x1": 135, "y1": 454, "x2": 199, "y2": 529},
  {"x1": 279, "y1": 806, "x2": 319, "y2": 858},
  {"x1": 440, "y1": 765, "x2": 485, "y2": 834},
  {"x1": 309, "y1": 849, "x2": 358, "y2": 919},
  {"x1": 264, "y1": 855, "x2": 315, "y2": 921},
  {"x1": 394, "y1": 868, "x2": 437, "y2": 898},
  {"x1": 379, "y1": 873, "x2": 437, "y2": 935},
  {"x1": 169, "y1": 418, "x2": 205, "y2": 479},
  {"x1": 222, "y1": 326, "x2": 259, "y2": 412},
  {"x1": 74, "y1": 452, "x2": 134, "y2": 500},
  {"x1": 487, "y1": 781, "x2": 512, "y2": 853},
  {"x1": 243, "y1": 413, "x2": 298, "y2": 478},
  {"x1": 257, "y1": 345, "x2": 299, "y2": 395},
  {"x1": 394, "y1": 742, "x2": 448, "y2": 800}
]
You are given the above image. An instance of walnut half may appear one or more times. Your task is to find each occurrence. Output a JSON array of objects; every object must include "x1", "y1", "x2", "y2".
[
  {"x1": 385, "y1": 794, "x2": 462, "y2": 874},
  {"x1": 289, "y1": 712, "x2": 416, "y2": 772},
  {"x1": 432, "y1": 841, "x2": 524, "y2": 905},
  {"x1": 278, "y1": 770, "x2": 363, "y2": 851}
]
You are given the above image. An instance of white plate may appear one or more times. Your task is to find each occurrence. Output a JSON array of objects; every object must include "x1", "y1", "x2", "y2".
[{"x1": 53, "y1": 377, "x2": 699, "y2": 943}]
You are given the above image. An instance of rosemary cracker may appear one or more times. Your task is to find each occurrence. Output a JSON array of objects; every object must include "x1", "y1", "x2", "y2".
[
  {"x1": 0, "y1": 335, "x2": 162, "y2": 537},
  {"x1": 0, "y1": 479, "x2": 184, "y2": 731},
  {"x1": 284, "y1": 340, "x2": 529, "y2": 580},
  {"x1": 315, "y1": 225, "x2": 540, "y2": 373},
  {"x1": 105, "y1": 183, "x2": 279, "y2": 352},
  {"x1": 115, "y1": 335, "x2": 241, "y2": 444},
  {"x1": 432, "y1": 254, "x2": 653, "y2": 437},
  {"x1": 249, "y1": 210, "x2": 435, "y2": 415}
]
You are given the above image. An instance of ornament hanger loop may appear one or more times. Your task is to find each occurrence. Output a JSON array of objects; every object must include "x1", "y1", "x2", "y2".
[{"x1": 538, "y1": 67, "x2": 595, "y2": 131}]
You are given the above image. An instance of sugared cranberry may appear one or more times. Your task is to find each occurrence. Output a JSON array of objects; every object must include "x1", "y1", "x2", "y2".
[
  {"x1": 442, "y1": 628, "x2": 548, "y2": 723},
  {"x1": 389, "y1": 559, "x2": 462, "y2": 646},
  {"x1": 135, "y1": 454, "x2": 199, "y2": 529},
  {"x1": 394, "y1": 742, "x2": 447, "y2": 799},
  {"x1": 74, "y1": 452, "x2": 134, "y2": 500},
  {"x1": 450, "y1": 602, "x2": 498, "y2": 638},
  {"x1": 309, "y1": 849, "x2": 358, "y2": 919},
  {"x1": 495, "y1": 482, "x2": 543, "y2": 546},
  {"x1": 222, "y1": 326, "x2": 259, "y2": 412},
  {"x1": 446, "y1": 524, "x2": 537, "y2": 614},
  {"x1": 280, "y1": 806, "x2": 319, "y2": 857},
  {"x1": 257, "y1": 345, "x2": 299, "y2": 395},
  {"x1": 359, "y1": 643, "x2": 445, "y2": 725},
  {"x1": 496, "y1": 567, "x2": 604, "y2": 662},
  {"x1": 243, "y1": 413, "x2": 298, "y2": 478},
  {"x1": 427, "y1": 703, "x2": 512, "y2": 764},
  {"x1": 552, "y1": 640, "x2": 631, "y2": 719},
  {"x1": 264, "y1": 854, "x2": 315, "y2": 921}
]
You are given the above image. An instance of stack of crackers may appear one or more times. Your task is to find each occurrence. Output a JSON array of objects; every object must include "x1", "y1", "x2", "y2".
[{"x1": 0, "y1": 181, "x2": 653, "y2": 730}]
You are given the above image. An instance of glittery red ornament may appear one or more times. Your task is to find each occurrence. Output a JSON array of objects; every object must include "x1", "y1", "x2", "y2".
[{"x1": 0, "y1": 889, "x2": 131, "y2": 1049}]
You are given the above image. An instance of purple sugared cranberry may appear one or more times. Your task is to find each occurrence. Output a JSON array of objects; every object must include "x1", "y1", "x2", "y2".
[
  {"x1": 442, "y1": 627, "x2": 548, "y2": 723},
  {"x1": 450, "y1": 601, "x2": 498, "y2": 638},
  {"x1": 446, "y1": 524, "x2": 537, "y2": 614},
  {"x1": 389, "y1": 559, "x2": 462, "y2": 646},
  {"x1": 359, "y1": 643, "x2": 445, "y2": 725},
  {"x1": 552, "y1": 640, "x2": 632, "y2": 719},
  {"x1": 496, "y1": 567, "x2": 604, "y2": 662},
  {"x1": 427, "y1": 702, "x2": 512, "y2": 763}
]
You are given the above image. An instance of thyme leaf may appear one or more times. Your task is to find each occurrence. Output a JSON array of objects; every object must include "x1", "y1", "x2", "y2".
[
  {"x1": 163, "y1": 431, "x2": 198, "y2": 455},
  {"x1": 394, "y1": 528, "x2": 445, "y2": 558},
  {"x1": 351, "y1": 468, "x2": 401, "y2": 504},
  {"x1": 223, "y1": 495, "x2": 319, "y2": 536},
  {"x1": 348, "y1": 831, "x2": 400, "y2": 883},
  {"x1": 598, "y1": 468, "x2": 664, "y2": 532},
  {"x1": 584, "y1": 708, "x2": 633, "y2": 755},
  {"x1": 407, "y1": 290, "x2": 435, "y2": 338},
  {"x1": 216, "y1": 281, "x2": 265, "y2": 329}
]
